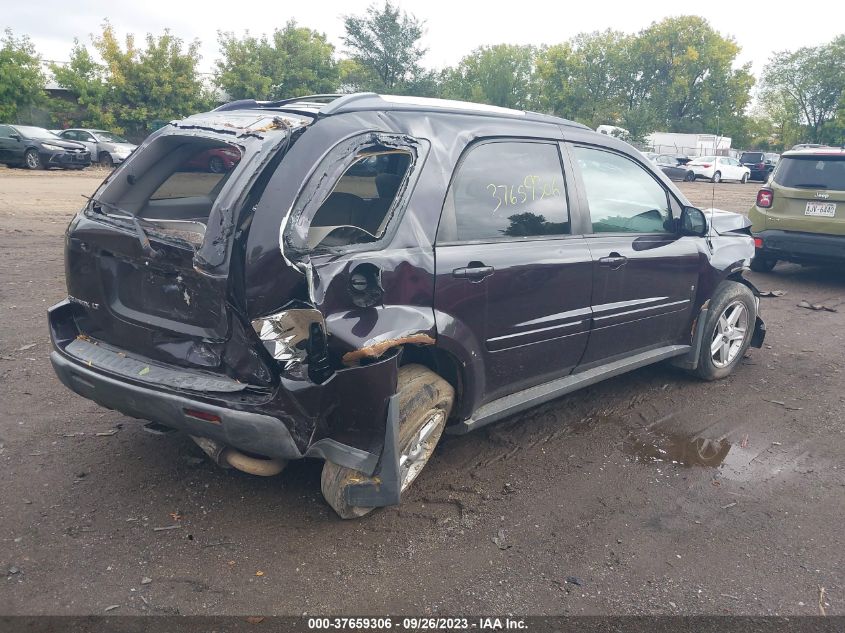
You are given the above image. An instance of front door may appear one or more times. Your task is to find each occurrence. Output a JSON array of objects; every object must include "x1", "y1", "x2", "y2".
[
  {"x1": 569, "y1": 144, "x2": 700, "y2": 368},
  {"x1": 434, "y1": 139, "x2": 593, "y2": 405}
]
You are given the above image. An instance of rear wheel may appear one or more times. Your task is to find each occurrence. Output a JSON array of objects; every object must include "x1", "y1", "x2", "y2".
[
  {"x1": 684, "y1": 171, "x2": 695, "y2": 182},
  {"x1": 711, "y1": 171, "x2": 721, "y2": 183},
  {"x1": 750, "y1": 256, "x2": 777, "y2": 272},
  {"x1": 24, "y1": 149, "x2": 42, "y2": 170},
  {"x1": 321, "y1": 364, "x2": 454, "y2": 519},
  {"x1": 694, "y1": 281, "x2": 756, "y2": 381}
]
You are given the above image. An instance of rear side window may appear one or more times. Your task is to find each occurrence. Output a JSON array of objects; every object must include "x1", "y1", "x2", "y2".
[
  {"x1": 439, "y1": 141, "x2": 569, "y2": 242},
  {"x1": 773, "y1": 156, "x2": 845, "y2": 190},
  {"x1": 573, "y1": 146, "x2": 671, "y2": 233},
  {"x1": 307, "y1": 150, "x2": 413, "y2": 249},
  {"x1": 741, "y1": 152, "x2": 764, "y2": 162}
]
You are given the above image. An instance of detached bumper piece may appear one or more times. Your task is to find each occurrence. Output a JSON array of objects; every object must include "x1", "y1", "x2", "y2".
[{"x1": 344, "y1": 393, "x2": 403, "y2": 508}]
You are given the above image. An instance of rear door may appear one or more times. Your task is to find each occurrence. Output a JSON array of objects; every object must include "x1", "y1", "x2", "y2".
[
  {"x1": 568, "y1": 144, "x2": 699, "y2": 368},
  {"x1": 767, "y1": 153, "x2": 845, "y2": 236},
  {"x1": 434, "y1": 139, "x2": 592, "y2": 404}
]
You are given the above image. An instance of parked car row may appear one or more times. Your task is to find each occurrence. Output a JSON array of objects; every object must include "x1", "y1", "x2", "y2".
[
  {"x1": 641, "y1": 149, "x2": 784, "y2": 185},
  {"x1": 0, "y1": 125, "x2": 93, "y2": 170}
]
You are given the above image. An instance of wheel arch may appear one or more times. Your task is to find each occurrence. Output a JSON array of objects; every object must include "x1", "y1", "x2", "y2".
[{"x1": 398, "y1": 343, "x2": 469, "y2": 424}]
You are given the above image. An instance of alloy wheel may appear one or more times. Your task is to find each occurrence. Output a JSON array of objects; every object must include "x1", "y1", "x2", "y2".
[
  {"x1": 710, "y1": 301, "x2": 748, "y2": 368},
  {"x1": 398, "y1": 410, "x2": 445, "y2": 491}
]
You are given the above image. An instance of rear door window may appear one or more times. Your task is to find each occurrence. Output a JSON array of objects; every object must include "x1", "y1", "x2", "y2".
[
  {"x1": 773, "y1": 156, "x2": 845, "y2": 190},
  {"x1": 572, "y1": 145, "x2": 672, "y2": 233},
  {"x1": 438, "y1": 140, "x2": 569, "y2": 243},
  {"x1": 307, "y1": 150, "x2": 413, "y2": 249}
]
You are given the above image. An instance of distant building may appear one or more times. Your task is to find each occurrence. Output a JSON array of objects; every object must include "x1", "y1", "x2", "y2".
[{"x1": 645, "y1": 132, "x2": 731, "y2": 157}]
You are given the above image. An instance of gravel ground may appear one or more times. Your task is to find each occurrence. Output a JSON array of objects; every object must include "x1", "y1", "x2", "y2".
[{"x1": 0, "y1": 168, "x2": 842, "y2": 616}]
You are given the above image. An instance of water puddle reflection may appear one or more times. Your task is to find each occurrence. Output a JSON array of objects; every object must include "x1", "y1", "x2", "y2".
[{"x1": 623, "y1": 429, "x2": 732, "y2": 467}]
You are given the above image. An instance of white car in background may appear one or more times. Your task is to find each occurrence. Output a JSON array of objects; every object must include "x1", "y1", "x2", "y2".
[{"x1": 687, "y1": 156, "x2": 751, "y2": 183}]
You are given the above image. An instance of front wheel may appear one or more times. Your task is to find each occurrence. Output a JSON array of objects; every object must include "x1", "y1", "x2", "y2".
[
  {"x1": 694, "y1": 281, "x2": 756, "y2": 381},
  {"x1": 99, "y1": 153, "x2": 114, "y2": 168},
  {"x1": 741, "y1": 172, "x2": 749, "y2": 184},
  {"x1": 711, "y1": 171, "x2": 721, "y2": 183},
  {"x1": 321, "y1": 364, "x2": 454, "y2": 519},
  {"x1": 24, "y1": 149, "x2": 42, "y2": 170}
]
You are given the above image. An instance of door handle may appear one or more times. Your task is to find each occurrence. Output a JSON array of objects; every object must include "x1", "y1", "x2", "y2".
[
  {"x1": 452, "y1": 265, "x2": 494, "y2": 280},
  {"x1": 598, "y1": 253, "x2": 628, "y2": 270}
]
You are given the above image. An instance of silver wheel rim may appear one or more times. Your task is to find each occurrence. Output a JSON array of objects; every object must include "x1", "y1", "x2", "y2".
[
  {"x1": 399, "y1": 410, "x2": 444, "y2": 491},
  {"x1": 26, "y1": 152, "x2": 37, "y2": 168},
  {"x1": 710, "y1": 301, "x2": 748, "y2": 368}
]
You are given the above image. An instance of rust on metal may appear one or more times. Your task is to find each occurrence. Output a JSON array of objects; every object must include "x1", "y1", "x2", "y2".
[{"x1": 342, "y1": 334, "x2": 435, "y2": 365}]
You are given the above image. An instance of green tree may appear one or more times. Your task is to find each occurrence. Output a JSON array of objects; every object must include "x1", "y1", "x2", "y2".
[
  {"x1": 342, "y1": 1, "x2": 426, "y2": 92},
  {"x1": 216, "y1": 21, "x2": 338, "y2": 100},
  {"x1": 761, "y1": 37, "x2": 845, "y2": 143},
  {"x1": 443, "y1": 44, "x2": 538, "y2": 109},
  {"x1": 72, "y1": 22, "x2": 212, "y2": 140},
  {"x1": 634, "y1": 16, "x2": 754, "y2": 133},
  {"x1": 49, "y1": 40, "x2": 110, "y2": 129},
  {"x1": 0, "y1": 29, "x2": 44, "y2": 122}
]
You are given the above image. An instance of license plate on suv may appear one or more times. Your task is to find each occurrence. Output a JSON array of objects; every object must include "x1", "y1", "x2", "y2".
[{"x1": 805, "y1": 202, "x2": 836, "y2": 217}]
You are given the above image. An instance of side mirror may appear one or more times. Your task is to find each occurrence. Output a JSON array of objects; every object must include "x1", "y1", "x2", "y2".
[
  {"x1": 10, "y1": 133, "x2": 21, "y2": 141},
  {"x1": 680, "y1": 206, "x2": 707, "y2": 237}
]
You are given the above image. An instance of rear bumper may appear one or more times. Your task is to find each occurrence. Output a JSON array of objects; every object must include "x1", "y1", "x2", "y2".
[
  {"x1": 51, "y1": 349, "x2": 305, "y2": 460},
  {"x1": 754, "y1": 229, "x2": 845, "y2": 263},
  {"x1": 47, "y1": 299, "x2": 396, "y2": 476}
]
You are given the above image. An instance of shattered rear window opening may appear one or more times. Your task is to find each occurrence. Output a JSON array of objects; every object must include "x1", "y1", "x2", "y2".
[
  {"x1": 306, "y1": 149, "x2": 413, "y2": 250},
  {"x1": 89, "y1": 135, "x2": 244, "y2": 247}
]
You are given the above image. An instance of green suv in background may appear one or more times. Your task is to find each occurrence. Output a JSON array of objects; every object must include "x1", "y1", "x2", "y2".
[{"x1": 749, "y1": 147, "x2": 845, "y2": 272}]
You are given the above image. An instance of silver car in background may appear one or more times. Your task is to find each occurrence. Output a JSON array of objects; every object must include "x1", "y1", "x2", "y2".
[{"x1": 57, "y1": 129, "x2": 136, "y2": 167}]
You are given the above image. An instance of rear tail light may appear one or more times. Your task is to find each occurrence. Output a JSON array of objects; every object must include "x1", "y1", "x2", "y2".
[
  {"x1": 753, "y1": 237, "x2": 763, "y2": 249},
  {"x1": 756, "y1": 162, "x2": 765, "y2": 169},
  {"x1": 183, "y1": 408, "x2": 222, "y2": 424},
  {"x1": 699, "y1": 163, "x2": 712, "y2": 168},
  {"x1": 756, "y1": 189, "x2": 773, "y2": 208}
]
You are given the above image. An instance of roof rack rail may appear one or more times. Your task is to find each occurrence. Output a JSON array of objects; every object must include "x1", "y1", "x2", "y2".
[
  {"x1": 319, "y1": 92, "x2": 379, "y2": 115},
  {"x1": 213, "y1": 94, "x2": 348, "y2": 113}
]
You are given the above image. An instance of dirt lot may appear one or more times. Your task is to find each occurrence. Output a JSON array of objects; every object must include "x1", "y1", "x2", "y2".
[{"x1": 1, "y1": 169, "x2": 843, "y2": 616}]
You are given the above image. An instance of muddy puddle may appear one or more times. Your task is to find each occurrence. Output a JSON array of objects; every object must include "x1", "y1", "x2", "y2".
[
  {"x1": 623, "y1": 429, "x2": 732, "y2": 467},
  {"x1": 611, "y1": 401, "x2": 819, "y2": 482}
]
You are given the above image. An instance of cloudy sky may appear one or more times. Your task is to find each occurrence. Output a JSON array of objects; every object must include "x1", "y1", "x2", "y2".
[{"x1": 5, "y1": 0, "x2": 844, "y2": 78}]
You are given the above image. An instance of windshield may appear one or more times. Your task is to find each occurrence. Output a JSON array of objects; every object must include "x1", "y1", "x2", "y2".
[
  {"x1": 774, "y1": 155, "x2": 845, "y2": 190},
  {"x1": 692, "y1": 156, "x2": 715, "y2": 163},
  {"x1": 95, "y1": 131, "x2": 129, "y2": 143},
  {"x1": 14, "y1": 126, "x2": 59, "y2": 140}
]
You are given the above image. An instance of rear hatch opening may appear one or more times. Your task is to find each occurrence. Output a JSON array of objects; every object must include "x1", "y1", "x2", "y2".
[
  {"x1": 63, "y1": 114, "x2": 311, "y2": 388},
  {"x1": 89, "y1": 135, "x2": 244, "y2": 249}
]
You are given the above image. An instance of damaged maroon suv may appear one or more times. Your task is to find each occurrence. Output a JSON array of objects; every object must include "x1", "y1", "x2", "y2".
[{"x1": 49, "y1": 94, "x2": 765, "y2": 518}]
